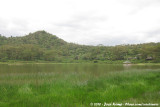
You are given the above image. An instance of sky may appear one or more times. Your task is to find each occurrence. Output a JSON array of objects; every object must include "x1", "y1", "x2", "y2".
[{"x1": 0, "y1": 0, "x2": 160, "y2": 46}]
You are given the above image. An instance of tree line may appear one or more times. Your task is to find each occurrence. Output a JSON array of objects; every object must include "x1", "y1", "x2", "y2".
[{"x1": 0, "y1": 31, "x2": 160, "y2": 63}]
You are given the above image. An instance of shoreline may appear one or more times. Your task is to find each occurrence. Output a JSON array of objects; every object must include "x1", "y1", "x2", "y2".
[{"x1": 0, "y1": 60, "x2": 160, "y2": 65}]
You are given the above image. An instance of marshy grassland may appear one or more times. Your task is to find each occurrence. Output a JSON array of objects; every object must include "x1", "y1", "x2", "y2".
[{"x1": 0, "y1": 64, "x2": 159, "y2": 107}]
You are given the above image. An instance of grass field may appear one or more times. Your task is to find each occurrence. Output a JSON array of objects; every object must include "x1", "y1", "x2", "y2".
[{"x1": 0, "y1": 64, "x2": 160, "y2": 107}]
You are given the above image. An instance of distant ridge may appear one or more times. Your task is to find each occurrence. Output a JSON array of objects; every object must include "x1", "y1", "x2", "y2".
[{"x1": 0, "y1": 30, "x2": 159, "y2": 62}]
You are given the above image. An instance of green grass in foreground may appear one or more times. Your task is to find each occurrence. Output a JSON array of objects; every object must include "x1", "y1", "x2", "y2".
[{"x1": 0, "y1": 69, "x2": 160, "y2": 107}]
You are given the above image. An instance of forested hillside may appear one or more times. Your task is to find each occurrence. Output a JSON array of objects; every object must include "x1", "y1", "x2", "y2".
[{"x1": 0, "y1": 31, "x2": 160, "y2": 63}]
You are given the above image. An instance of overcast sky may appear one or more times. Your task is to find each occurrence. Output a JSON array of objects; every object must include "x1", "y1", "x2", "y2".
[{"x1": 0, "y1": 0, "x2": 160, "y2": 46}]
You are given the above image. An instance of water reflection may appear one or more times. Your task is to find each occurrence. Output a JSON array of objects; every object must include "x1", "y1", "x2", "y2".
[
  {"x1": 0, "y1": 64, "x2": 160, "y2": 85},
  {"x1": 0, "y1": 64, "x2": 160, "y2": 74}
]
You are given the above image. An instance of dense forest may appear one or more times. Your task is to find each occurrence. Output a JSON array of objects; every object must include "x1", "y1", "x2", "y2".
[{"x1": 0, "y1": 31, "x2": 160, "y2": 63}]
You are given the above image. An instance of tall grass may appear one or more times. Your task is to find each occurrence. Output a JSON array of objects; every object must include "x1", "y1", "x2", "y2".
[{"x1": 0, "y1": 64, "x2": 159, "y2": 106}]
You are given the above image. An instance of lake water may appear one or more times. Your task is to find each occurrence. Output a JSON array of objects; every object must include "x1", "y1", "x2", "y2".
[
  {"x1": 0, "y1": 64, "x2": 160, "y2": 85},
  {"x1": 0, "y1": 63, "x2": 160, "y2": 72}
]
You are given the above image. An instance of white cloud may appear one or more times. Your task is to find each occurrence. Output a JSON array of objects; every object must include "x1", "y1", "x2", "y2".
[{"x1": 0, "y1": 0, "x2": 160, "y2": 45}]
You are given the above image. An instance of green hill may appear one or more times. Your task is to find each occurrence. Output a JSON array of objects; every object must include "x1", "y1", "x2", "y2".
[
  {"x1": 0, "y1": 31, "x2": 160, "y2": 63},
  {"x1": 0, "y1": 31, "x2": 67, "y2": 49}
]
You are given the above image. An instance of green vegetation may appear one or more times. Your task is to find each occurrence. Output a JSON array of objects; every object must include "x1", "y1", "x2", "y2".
[
  {"x1": 0, "y1": 30, "x2": 160, "y2": 63},
  {"x1": 0, "y1": 31, "x2": 159, "y2": 107},
  {"x1": 0, "y1": 64, "x2": 159, "y2": 106}
]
